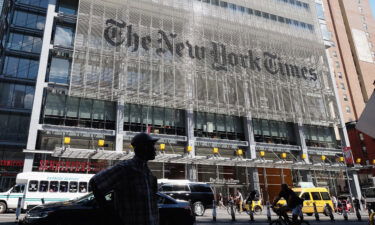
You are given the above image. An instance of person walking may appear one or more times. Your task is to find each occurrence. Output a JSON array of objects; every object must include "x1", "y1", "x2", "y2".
[
  {"x1": 90, "y1": 133, "x2": 159, "y2": 225},
  {"x1": 235, "y1": 189, "x2": 244, "y2": 213}
]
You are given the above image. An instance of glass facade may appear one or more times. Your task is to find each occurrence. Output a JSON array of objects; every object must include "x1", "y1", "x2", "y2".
[
  {"x1": 16, "y1": 0, "x2": 48, "y2": 8},
  {"x1": 12, "y1": 10, "x2": 45, "y2": 30},
  {"x1": 0, "y1": 83, "x2": 35, "y2": 109},
  {"x1": 7, "y1": 32, "x2": 42, "y2": 53},
  {"x1": 42, "y1": 93, "x2": 116, "y2": 129},
  {"x1": 194, "y1": 112, "x2": 244, "y2": 140},
  {"x1": 303, "y1": 125, "x2": 337, "y2": 148},
  {"x1": 54, "y1": 25, "x2": 74, "y2": 47},
  {"x1": 0, "y1": 112, "x2": 30, "y2": 142},
  {"x1": 2, "y1": 56, "x2": 39, "y2": 80},
  {"x1": 123, "y1": 104, "x2": 185, "y2": 135},
  {"x1": 253, "y1": 118, "x2": 296, "y2": 145},
  {"x1": 48, "y1": 57, "x2": 71, "y2": 84}
]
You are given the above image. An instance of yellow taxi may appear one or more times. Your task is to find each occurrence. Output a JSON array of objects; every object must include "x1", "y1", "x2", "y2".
[
  {"x1": 244, "y1": 200, "x2": 263, "y2": 214},
  {"x1": 277, "y1": 187, "x2": 334, "y2": 215}
]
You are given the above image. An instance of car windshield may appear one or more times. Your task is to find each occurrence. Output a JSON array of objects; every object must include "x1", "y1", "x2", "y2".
[{"x1": 71, "y1": 192, "x2": 95, "y2": 203}]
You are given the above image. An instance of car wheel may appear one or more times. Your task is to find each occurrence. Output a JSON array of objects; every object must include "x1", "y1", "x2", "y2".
[
  {"x1": 193, "y1": 202, "x2": 205, "y2": 216},
  {"x1": 254, "y1": 206, "x2": 262, "y2": 215},
  {"x1": 306, "y1": 213, "x2": 313, "y2": 216},
  {"x1": 0, "y1": 202, "x2": 7, "y2": 214}
]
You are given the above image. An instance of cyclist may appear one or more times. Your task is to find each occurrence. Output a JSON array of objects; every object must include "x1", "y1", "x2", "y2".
[{"x1": 273, "y1": 184, "x2": 304, "y2": 224}]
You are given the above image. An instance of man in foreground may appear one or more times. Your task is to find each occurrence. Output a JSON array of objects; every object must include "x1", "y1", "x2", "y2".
[{"x1": 90, "y1": 133, "x2": 159, "y2": 225}]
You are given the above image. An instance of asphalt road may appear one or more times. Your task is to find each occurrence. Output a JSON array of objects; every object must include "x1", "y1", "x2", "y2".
[{"x1": 0, "y1": 208, "x2": 370, "y2": 225}]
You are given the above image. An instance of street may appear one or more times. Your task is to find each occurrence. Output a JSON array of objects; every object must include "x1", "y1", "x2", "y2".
[{"x1": 0, "y1": 208, "x2": 370, "y2": 225}]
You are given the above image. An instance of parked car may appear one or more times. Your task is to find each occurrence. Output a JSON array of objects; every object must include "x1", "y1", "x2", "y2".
[
  {"x1": 158, "y1": 179, "x2": 214, "y2": 216},
  {"x1": 20, "y1": 192, "x2": 195, "y2": 225}
]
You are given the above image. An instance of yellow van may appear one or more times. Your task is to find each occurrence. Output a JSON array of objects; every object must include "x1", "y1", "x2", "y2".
[
  {"x1": 244, "y1": 200, "x2": 263, "y2": 214},
  {"x1": 277, "y1": 187, "x2": 334, "y2": 215}
]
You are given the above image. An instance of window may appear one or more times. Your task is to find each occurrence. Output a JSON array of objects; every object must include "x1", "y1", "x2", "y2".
[
  {"x1": 160, "y1": 184, "x2": 173, "y2": 192},
  {"x1": 54, "y1": 25, "x2": 74, "y2": 47},
  {"x1": 11, "y1": 184, "x2": 25, "y2": 193},
  {"x1": 337, "y1": 72, "x2": 343, "y2": 78},
  {"x1": 12, "y1": 10, "x2": 45, "y2": 30},
  {"x1": 270, "y1": 14, "x2": 277, "y2": 21},
  {"x1": 255, "y1": 10, "x2": 261, "y2": 17},
  {"x1": 362, "y1": 146, "x2": 367, "y2": 153},
  {"x1": 219, "y1": 1, "x2": 227, "y2": 8},
  {"x1": 48, "y1": 57, "x2": 71, "y2": 84},
  {"x1": 301, "y1": 192, "x2": 311, "y2": 200},
  {"x1": 7, "y1": 32, "x2": 42, "y2": 53},
  {"x1": 343, "y1": 94, "x2": 348, "y2": 101},
  {"x1": 262, "y1": 12, "x2": 269, "y2": 19},
  {"x1": 49, "y1": 181, "x2": 59, "y2": 192},
  {"x1": 172, "y1": 184, "x2": 189, "y2": 192},
  {"x1": 228, "y1": 3, "x2": 236, "y2": 11},
  {"x1": 58, "y1": 0, "x2": 78, "y2": 14},
  {"x1": 17, "y1": 0, "x2": 48, "y2": 8},
  {"x1": 246, "y1": 8, "x2": 253, "y2": 15},
  {"x1": 28, "y1": 180, "x2": 38, "y2": 192},
  {"x1": 320, "y1": 192, "x2": 330, "y2": 200},
  {"x1": 359, "y1": 133, "x2": 364, "y2": 141},
  {"x1": 211, "y1": 0, "x2": 219, "y2": 6},
  {"x1": 316, "y1": 3, "x2": 325, "y2": 19},
  {"x1": 0, "y1": 83, "x2": 35, "y2": 109},
  {"x1": 79, "y1": 182, "x2": 88, "y2": 193},
  {"x1": 189, "y1": 184, "x2": 212, "y2": 192},
  {"x1": 340, "y1": 83, "x2": 345, "y2": 90},
  {"x1": 311, "y1": 192, "x2": 322, "y2": 200},
  {"x1": 59, "y1": 181, "x2": 68, "y2": 192},
  {"x1": 0, "y1": 113, "x2": 30, "y2": 142},
  {"x1": 69, "y1": 181, "x2": 78, "y2": 192},
  {"x1": 335, "y1": 62, "x2": 340, "y2": 68},
  {"x1": 346, "y1": 106, "x2": 351, "y2": 113},
  {"x1": 39, "y1": 181, "x2": 48, "y2": 192}
]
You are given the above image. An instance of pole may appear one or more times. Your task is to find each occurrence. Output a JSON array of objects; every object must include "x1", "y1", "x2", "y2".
[
  {"x1": 266, "y1": 201, "x2": 271, "y2": 222},
  {"x1": 313, "y1": 202, "x2": 320, "y2": 221},
  {"x1": 212, "y1": 200, "x2": 217, "y2": 222},
  {"x1": 15, "y1": 197, "x2": 22, "y2": 221}
]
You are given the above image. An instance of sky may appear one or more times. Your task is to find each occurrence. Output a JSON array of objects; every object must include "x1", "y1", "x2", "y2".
[{"x1": 371, "y1": 0, "x2": 375, "y2": 18}]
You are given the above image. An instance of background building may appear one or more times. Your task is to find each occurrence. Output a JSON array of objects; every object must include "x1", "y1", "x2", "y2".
[
  {"x1": 322, "y1": 0, "x2": 375, "y2": 188},
  {"x1": 0, "y1": 0, "x2": 362, "y2": 201}
]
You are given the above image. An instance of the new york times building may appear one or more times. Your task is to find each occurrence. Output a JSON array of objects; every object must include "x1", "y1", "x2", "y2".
[{"x1": 0, "y1": 0, "x2": 361, "y2": 199}]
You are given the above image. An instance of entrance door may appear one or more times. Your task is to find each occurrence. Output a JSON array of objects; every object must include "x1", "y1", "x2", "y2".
[{"x1": 7, "y1": 184, "x2": 25, "y2": 208}]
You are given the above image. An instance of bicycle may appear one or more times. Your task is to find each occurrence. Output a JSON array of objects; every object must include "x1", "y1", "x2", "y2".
[
  {"x1": 270, "y1": 206, "x2": 310, "y2": 225},
  {"x1": 226, "y1": 200, "x2": 242, "y2": 215}
]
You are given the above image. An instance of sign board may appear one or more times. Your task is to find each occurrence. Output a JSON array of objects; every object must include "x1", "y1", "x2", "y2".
[
  {"x1": 356, "y1": 92, "x2": 375, "y2": 139},
  {"x1": 70, "y1": 0, "x2": 337, "y2": 125}
]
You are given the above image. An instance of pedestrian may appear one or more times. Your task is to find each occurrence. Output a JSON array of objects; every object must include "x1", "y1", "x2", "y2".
[
  {"x1": 331, "y1": 195, "x2": 338, "y2": 211},
  {"x1": 90, "y1": 132, "x2": 159, "y2": 225},
  {"x1": 218, "y1": 193, "x2": 224, "y2": 208},
  {"x1": 235, "y1": 189, "x2": 244, "y2": 212}
]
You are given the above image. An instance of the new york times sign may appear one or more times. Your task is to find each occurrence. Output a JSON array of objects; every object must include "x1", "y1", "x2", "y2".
[{"x1": 104, "y1": 19, "x2": 318, "y2": 81}]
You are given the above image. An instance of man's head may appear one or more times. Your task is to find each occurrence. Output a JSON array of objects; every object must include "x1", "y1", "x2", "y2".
[
  {"x1": 281, "y1": 183, "x2": 289, "y2": 191},
  {"x1": 131, "y1": 133, "x2": 159, "y2": 161}
]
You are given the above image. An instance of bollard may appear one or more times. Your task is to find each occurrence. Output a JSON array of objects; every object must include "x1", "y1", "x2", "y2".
[
  {"x1": 249, "y1": 202, "x2": 254, "y2": 221},
  {"x1": 325, "y1": 203, "x2": 335, "y2": 222},
  {"x1": 41, "y1": 198, "x2": 45, "y2": 204},
  {"x1": 342, "y1": 205, "x2": 348, "y2": 221},
  {"x1": 212, "y1": 200, "x2": 216, "y2": 222},
  {"x1": 15, "y1": 197, "x2": 22, "y2": 221},
  {"x1": 266, "y1": 201, "x2": 271, "y2": 222},
  {"x1": 230, "y1": 202, "x2": 236, "y2": 222},
  {"x1": 313, "y1": 202, "x2": 320, "y2": 221},
  {"x1": 355, "y1": 205, "x2": 362, "y2": 221}
]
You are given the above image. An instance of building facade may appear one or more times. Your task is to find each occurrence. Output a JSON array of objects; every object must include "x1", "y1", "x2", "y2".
[
  {"x1": 0, "y1": 0, "x2": 362, "y2": 200},
  {"x1": 322, "y1": 0, "x2": 375, "y2": 187}
]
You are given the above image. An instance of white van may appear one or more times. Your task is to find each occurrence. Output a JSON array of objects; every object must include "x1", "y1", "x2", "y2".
[{"x1": 0, "y1": 172, "x2": 94, "y2": 213}]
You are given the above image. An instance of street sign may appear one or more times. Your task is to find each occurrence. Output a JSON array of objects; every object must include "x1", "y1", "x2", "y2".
[{"x1": 356, "y1": 92, "x2": 375, "y2": 138}]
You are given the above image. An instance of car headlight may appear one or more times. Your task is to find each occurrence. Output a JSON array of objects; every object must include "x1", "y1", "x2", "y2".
[{"x1": 26, "y1": 210, "x2": 53, "y2": 219}]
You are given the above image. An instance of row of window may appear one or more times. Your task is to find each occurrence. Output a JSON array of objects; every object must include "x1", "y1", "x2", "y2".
[
  {"x1": 7, "y1": 32, "x2": 42, "y2": 54},
  {"x1": 43, "y1": 93, "x2": 116, "y2": 129},
  {"x1": 197, "y1": 0, "x2": 314, "y2": 32},
  {"x1": 194, "y1": 111, "x2": 245, "y2": 140},
  {"x1": 12, "y1": 10, "x2": 45, "y2": 30},
  {"x1": 17, "y1": 0, "x2": 48, "y2": 8},
  {"x1": 0, "y1": 83, "x2": 35, "y2": 109},
  {"x1": 0, "y1": 113, "x2": 30, "y2": 142},
  {"x1": 28, "y1": 180, "x2": 89, "y2": 193},
  {"x1": 2, "y1": 56, "x2": 39, "y2": 80},
  {"x1": 253, "y1": 118, "x2": 296, "y2": 145},
  {"x1": 303, "y1": 125, "x2": 336, "y2": 148},
  {"x1": 275, "y1": 0, "x2": 310, "y2": 9},
  {"x1": 123, "y1": 104, "x2": 186, "y2": 136}
]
